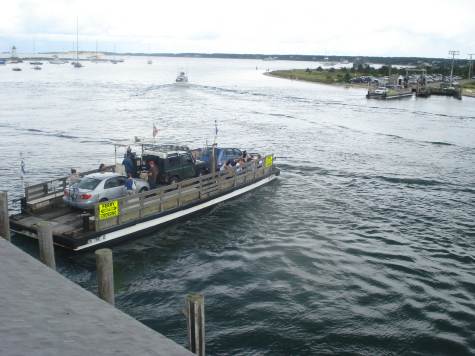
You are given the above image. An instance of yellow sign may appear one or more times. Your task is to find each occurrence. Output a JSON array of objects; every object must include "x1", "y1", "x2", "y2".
[
  {"x1": 99, "y1": 200, "x2": 119, "y2": 220},
  {"x1": 264, "y1": 155, "x2": 273, "y2": 168}
]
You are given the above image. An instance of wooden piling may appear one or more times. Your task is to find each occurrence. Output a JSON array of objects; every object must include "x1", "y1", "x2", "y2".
[
  {"x1": 95, "y1": 248, "x2": 115, "y2": 306},
  {"x1": 185, "y1": 293, "x2": 205, "y2": 356},
  {"x1": 81, "y1": 213, "x2": 90, "y2": 232},
  {"x1": 37, "y1": 221, "x2": 56, "y2": 270},
  {"x1": 0, "y1": 191, "x2": 10, "y2": 241}
]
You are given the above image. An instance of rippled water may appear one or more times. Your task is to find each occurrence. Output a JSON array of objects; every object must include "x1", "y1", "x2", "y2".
[{"x1": 1, "y1": 57, "x2": 475, "y2": 355}]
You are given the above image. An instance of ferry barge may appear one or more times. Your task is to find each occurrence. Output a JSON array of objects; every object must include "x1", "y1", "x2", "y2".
[{"x1": 9, "y1": 144, "x2": 279, "y2": 251}]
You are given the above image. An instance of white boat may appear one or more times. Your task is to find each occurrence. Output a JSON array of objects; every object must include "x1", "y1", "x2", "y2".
[
  {"x1": 176, "y1": 71, "x2": 188, "y2": 83},
  {"x1": 110, "y1": 48, "x2": 124, "y2": 64},
  {"x1": 49, "y1": 57, "x2": 67, "y2": 64},
  {"x1": 73, "y1": 17, "x2": 83, "y2": 69}
]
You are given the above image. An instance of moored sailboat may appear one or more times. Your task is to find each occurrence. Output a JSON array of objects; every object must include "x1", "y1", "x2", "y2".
[{"x1": 72, "y1": 17, "x2": 83, "y2": 68}]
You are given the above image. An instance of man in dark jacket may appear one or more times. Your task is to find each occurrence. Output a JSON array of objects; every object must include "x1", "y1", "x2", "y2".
[
  {"x1": 122, "y1": 154, "x2": 135, "y2": 177},
  {"x1": 148, "y1": 160, "x2": 159, "y2": 189}
]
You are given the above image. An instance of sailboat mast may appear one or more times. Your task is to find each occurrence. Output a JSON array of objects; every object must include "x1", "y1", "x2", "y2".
[{"x1": 76, "y1": 17, "x2": 79, "y2": 62}]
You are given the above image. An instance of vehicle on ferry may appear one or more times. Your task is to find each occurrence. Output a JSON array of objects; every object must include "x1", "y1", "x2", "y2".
[
  {"x1": 141, "y1": 146, "x2": 208, "y2": 184},
  {"x1": 196, "y1": 147, "x2": 243, "y2": 169},
  {"x1": 63, "y1": 172, "x2": 149, "y2": 210},
  {"x1": 374, "y1": 87, "x2": 388, "y2": 95}
]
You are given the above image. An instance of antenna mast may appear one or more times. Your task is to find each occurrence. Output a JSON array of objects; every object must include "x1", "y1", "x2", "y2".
[
  {"x1": 448, "y1": 50, "x2": 459, "y2": 85},
  {"x1": 468, "y1": 53, "x2": 474, "y2": 80},
  {"x1": 76, "y1": 17, "x2": 79, "y2": 63}
]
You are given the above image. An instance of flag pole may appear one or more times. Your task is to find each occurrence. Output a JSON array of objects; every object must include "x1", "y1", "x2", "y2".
[{"x1": 20, "y1": 152, "x2": 26, "y2": 197}]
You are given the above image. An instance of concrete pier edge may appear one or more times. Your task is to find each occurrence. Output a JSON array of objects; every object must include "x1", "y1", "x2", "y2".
[{"x1": 0, "y1": 238, "x2": 192, "y2": 356}]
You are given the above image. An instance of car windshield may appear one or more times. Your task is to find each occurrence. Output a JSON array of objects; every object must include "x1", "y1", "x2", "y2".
[{"x1": 77, "y1": 177, "x2": 101, "y2": 190}]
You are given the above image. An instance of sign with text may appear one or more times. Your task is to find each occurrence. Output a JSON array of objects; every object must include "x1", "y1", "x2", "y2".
[
  {"x1": 264, "y1": 155, "x2": 273, "y2": 168},
  {"x1": 99, "y1": 200, "x2": 119, "y2": 220}
]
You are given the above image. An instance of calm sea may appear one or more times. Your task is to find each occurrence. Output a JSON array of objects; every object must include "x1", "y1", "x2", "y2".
[{"x1": 1, "y1": 57, "x2": 474, "y2": 355}]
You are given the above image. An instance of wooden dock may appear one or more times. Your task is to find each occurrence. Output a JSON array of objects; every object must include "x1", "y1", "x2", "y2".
[
  {"x1": 366, "y1": 88, "x2": 413, "y2": 100},
  {"x1": 0, "y1": 237, "x2": 192, "y2": 356}
]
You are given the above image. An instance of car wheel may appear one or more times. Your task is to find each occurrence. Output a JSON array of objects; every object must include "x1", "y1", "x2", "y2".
[
  {"x1": 139, "y1": 187, "x2": 148, "y2": 193},
  {"x1": 170, "y1": 176, "x2": 179, "y2": 184}
]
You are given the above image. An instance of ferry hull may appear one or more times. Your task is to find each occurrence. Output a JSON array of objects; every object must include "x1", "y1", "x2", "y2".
[{"x1": 75, "y1": 173, "x2": 278, "y2": 251}]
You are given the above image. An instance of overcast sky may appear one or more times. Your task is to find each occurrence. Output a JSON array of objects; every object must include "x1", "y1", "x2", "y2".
[{"x1": 1, "y1": 0, "x2": 474, "y2": 58}]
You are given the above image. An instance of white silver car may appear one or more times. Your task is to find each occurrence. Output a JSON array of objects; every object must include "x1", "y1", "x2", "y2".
[
  {"x1": 63, "y1": 172, "x2": 149, "y2": 210},
  {"x1": 374, "y1": 87, "x2": 388, "y2": 95}
]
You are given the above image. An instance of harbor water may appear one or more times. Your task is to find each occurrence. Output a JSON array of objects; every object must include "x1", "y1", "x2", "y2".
[{"x1": 1, "y1": 57, "x2": 474, "y2": 355}]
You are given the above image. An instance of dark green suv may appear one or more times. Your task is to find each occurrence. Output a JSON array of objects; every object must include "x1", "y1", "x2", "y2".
[{"x1": 142, "y1": 149, "x2": 208, "y2": 184}]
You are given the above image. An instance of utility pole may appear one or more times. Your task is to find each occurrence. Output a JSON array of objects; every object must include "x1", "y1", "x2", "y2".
[
  {"x1": 388, "y1": 64, "x2": 392, "y2": 85},
  {"x1": 448, "y1": 50, "x2": 459, "y2": 84},
  {"x1": 468, "y1": 53, "x2": 474, "y2": 80}
]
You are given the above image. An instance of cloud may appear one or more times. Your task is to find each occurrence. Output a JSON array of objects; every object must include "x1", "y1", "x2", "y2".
[
  {"x1": 188, "y1": 32, "x2": 220, "y2": 41},
  {"x1": 1, "y1": 0, "x2": 474, "y2": 57}
]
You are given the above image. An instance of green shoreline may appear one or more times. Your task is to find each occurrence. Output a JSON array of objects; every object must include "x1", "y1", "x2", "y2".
[
  {"x1": 266, "y1": 70, "x2": 475, "y2": 97},
  {"x1": 265, "y1": 70, "x2": 367, "y2": 88}
]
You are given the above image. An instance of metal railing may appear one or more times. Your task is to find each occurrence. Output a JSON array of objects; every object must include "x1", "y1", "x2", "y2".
[{"x1": 24, "y1": 165, "x2": 116, "y2": 205}]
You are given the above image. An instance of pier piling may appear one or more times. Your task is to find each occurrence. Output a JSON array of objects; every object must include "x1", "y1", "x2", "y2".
[
  {"x1": 185, "y1": 293, "x2": 205, "y2": 356},
  {"x1": 95, "y1": 248, "x2": 115, "y2": 306},
  {"x1": 0, "y1": 191, "x2": 10, "y2": 241},
  {"x1": 37, "y1": 221, "x2": 56, "y2": 269}
]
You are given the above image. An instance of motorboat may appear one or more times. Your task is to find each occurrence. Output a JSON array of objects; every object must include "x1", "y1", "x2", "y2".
[
  {"x1": 29, "y1": 61, "x2": 43, "y2": 65},
  {"x1": 176, "y1": 71, "x2": 188, "y2": 83},
  {"x1": 33, "y1": 65, "x2": 42, "y2": 70},
  {"x1": 49, "y1": 55, "x2": 67, "y2": 64},
  {"x1": 49, "y1": 58, "x2": 67, "y2": 64},
  {"x1": 72, "y1": 61, "x2": 83, "y2": 68},
  {"x1": 12, "y1": 67, "x2": 22, "y2": 71}
]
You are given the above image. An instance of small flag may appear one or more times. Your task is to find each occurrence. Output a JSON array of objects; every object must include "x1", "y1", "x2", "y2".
[{"x1": 153, "y1": 123, "x2": 159, "y2": 138}]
